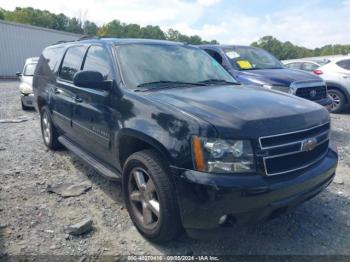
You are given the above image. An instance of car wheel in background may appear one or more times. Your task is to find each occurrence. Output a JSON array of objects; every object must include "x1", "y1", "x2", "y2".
[
  {"x1": 123, "y1": 149, "x2": 182, "y2": 242},
  {"x1": 40, "y1": 106, "x2": 61, "y2": 150},
  {"x1": 21, "y1": 99, "x2": 31, "y2": 111},
  {"x1": 328, "y1": 89, "x2": 346, "y2": 113}
]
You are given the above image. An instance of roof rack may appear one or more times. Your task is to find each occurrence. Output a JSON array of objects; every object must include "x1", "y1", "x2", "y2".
[{"x1": 78, "y1": 35, "x2": 101, "y2": 41}]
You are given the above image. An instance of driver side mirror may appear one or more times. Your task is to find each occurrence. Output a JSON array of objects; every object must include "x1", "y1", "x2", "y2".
[
  {"x1": 73, "y1": 70, "x2": 111, "y2": 90},
  {"x1": 16, "y1": 72, "x2": 22, "y2": 77}
]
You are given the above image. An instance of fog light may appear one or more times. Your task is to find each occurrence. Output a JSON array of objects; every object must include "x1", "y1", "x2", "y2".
[{"x1": 218, "y1": 215, "x2": 227, "y2": 225}]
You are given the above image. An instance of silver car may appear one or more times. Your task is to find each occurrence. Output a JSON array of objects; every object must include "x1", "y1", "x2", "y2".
[
  {"x1": 284, "y1": 56, "x2": 350, "y2": 113},
  {"x1": 16, "y1": 57, "x2": 39, "y2": 110}
]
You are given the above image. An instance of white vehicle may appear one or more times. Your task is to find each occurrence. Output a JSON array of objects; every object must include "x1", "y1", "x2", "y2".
[
  {"x1": 16, "y1": 57, "x2": 39, "y2": 110},
  {"x1": 284, "y1": 56, "x2": 350, "y2": 113}
]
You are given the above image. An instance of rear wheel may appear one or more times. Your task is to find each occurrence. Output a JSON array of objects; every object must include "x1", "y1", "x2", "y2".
[
  {"x1": 40, "y1": 106, "x2": 61, "y2": 150},
  {"x1": 123, "y1": 150, "x2": 182, "y2": 242},
  {"x1": 328, "y1": 89, "x2": 346, "y2": 113}
]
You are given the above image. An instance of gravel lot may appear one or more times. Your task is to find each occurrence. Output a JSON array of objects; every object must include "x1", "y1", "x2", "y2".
[{"x1": 1, "y1": 80, "x2": 350, "y2": 258}]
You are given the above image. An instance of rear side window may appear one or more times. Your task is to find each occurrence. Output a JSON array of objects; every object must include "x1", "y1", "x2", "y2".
[
  {"x1": 36, "y1": 46, "x2": 65, "y2": 76},
  {"x1": 302, "y1": 62, "x2": 319, "y2": 71},
  {"x1": 286, "y1": 62, "x2": 303, "y2": 70},
  {"x1": 336, "y1": 59, "x2": 350, "y2": 70},
  {"x1": 59, "y1": 46, "x2": 87, "y2": 81},
  {"x1": 83, "y1": 46, "x2": 112, "y2": 80}
]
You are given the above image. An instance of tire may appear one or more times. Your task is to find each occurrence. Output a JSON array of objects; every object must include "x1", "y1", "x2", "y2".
[
  {"x1": 40, "y1": 106, "x2": 61, "y2": 150},
  {"x1": 21, "y1": 99, "x2": 31, "y2": 111},
  {"x1": 328, "y1": 89, "x2": 346, "y2": 113},
  {"x1": 123, "y1": 149, "x2": 182, "y2": 242}
]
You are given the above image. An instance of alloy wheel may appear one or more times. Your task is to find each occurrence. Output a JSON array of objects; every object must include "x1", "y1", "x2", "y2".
[
  {"x1": 41, "y1": 111, "x2": 51, "y2": 145},
  {"x1": 128, "y1": 167, "x2": 160, "y2": 230},
  {"x1": 329, "y1": 92, "x2": 341, "y2": 111}
]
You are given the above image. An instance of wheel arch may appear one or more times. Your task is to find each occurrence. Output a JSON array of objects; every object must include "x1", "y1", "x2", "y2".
[
  {"x1": 117, "y1": 128, "x2": 173, "y2": 169},
  {"x1": 326, "y1": 81, "x2": 350, "y2": 104}
]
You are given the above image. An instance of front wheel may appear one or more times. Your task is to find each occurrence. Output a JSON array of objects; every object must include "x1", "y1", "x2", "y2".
[
  {"x1": 328, "y1": 89, "x2": 346, "y2": 113},
  {"x1": 123, "y1": 150, "x2": 182, "y2": 242}
]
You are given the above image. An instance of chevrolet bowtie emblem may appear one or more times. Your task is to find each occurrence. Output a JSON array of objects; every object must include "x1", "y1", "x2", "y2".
[{"x1": 302, "y1": 138, "x2": 317, "y2": 152}]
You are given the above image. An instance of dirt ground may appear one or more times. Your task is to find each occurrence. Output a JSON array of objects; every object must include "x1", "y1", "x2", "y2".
[{"x1": 1, "y1": 80, "x2": 350, "y2": 258}]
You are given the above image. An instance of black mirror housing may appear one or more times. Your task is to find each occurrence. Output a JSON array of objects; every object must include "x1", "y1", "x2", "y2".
[
  {"x1": 16, "y1": 72, "x2": 22, "y2": 77},
  {"x1": 73, "y1": 70, "x2": 110, "y2": 90}
]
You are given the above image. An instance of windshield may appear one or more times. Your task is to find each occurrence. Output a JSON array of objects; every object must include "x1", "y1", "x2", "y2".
[
  {"x1": 23, "y1": 63, "x2": 37, "y2": 76},
  {"x1": 115, "y1": 44, "x2": 237, "y2": 90},
  {"x1": 224, "y1": 47, "x2": 284, "y2": 70}
]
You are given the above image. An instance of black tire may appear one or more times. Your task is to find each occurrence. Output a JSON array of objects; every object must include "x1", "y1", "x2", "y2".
[
  {"x1": 328, "y1": 89, "x2": 346, "y2": 113},
  {"x1": 123, "y1": 149, "x2": 182, "y2": 242},
  {"x1": 21, "y1": 100, "x2": 31, "y2": 111},
  {"x1": 40, "y1": 106, "x2": 61, "y2": 150}
]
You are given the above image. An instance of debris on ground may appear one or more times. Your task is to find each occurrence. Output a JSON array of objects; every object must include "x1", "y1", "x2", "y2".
[
  {"x1": 47, "y1": 182, "x2": 92, "y2": 198},
  {"x1": 67, "y1": 218, "x2": 93, "y2": 236}
]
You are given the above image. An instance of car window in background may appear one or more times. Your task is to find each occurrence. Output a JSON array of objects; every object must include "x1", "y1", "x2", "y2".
[
  {"x1": 223, "y1": 46, "x2": 284, "y2": 70},
  {"x1": 204, "y1": 49, "x2": 223, "y2": 65},
  {"x1": 286, "y1": 62, "x2": 303, "y2": 70},
  {"x1": 336, "y1": 59, "x2": 350, "y2": 70},
  {"x1": 83, "y1": 46, "x2": 112, "y2": 80},
  {"x1": 302, "y1": 62, "x2": 319, "y2": 71},
  {"x1": 116, "y1": 44, "x2": 236, "y2": 89},
  {"x1": 23, "y1": 63, "x2": 37, "y2": 76},
  {"x1": 59, "y1": 46, "x2": 86, "y2": 81}
]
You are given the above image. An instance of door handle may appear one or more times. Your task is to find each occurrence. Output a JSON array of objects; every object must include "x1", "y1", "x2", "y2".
[
  {"x1": 75, "y1": 96, "x2": 83, "y2": 103},
  {"x1": 342, "y1": 75, "x2": 350, "y2": 79}
]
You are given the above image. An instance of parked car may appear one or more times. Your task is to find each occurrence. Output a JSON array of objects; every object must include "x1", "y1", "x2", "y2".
[
  {"x1": 16, "y1": 57, "x2": 39, "y2": 110},
  {"x1": 199, "y1": 45, "x2": 332, "y2": 110},
  {"x1": 284, "y1": 57, "x2": 350, "y2": 113},
  {"x1": 33, "y1": 38, "x2": 338, "y2": 242},
  {"x1": 284, "y1": 59, "x2": 329, "y2": 75}
]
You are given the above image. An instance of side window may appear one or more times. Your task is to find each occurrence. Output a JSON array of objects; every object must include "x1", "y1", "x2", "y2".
[
  {"x1": 83, "y1": 46, "x2": 112, "y2": 80},
  {"x1": 204, "y1": 49, "x2": 223, "y2": 65},
  {"x1": 302, "y1": 62, "x2": 319, "y2": 71},
  {"x1": 336, "y1": 59, "x2": 350, "y2": 70},
  {"x1": 286, "y1": 62, "x2": 303, "y2": 70},
  {"x1": 36, "y1": 46, "x2": 65, "y2": 76},
  {"x1": 59, "y1": 46, "x2": 86, "y2": 81}
]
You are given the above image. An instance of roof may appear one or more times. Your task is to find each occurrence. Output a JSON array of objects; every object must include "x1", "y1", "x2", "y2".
[
  {"x1": 0, "y1": 20, "x2": 83, "y2": 38},
  {"x1": 199, "y1": 44, "x2": 259, "y2": 49}
]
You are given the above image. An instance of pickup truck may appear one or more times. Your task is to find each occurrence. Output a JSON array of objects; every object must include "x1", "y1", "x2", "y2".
[{"x1": 200, "y1": 45, "x2": 333, "y2": 110}]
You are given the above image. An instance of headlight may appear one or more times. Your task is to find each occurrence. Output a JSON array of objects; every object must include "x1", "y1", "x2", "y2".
[
  {"x1": 262, "y1": 84, "x2": 292, "y2": 94},
  {"x1": 192, "y1": 136, "x2": 255, "y2": 173}
]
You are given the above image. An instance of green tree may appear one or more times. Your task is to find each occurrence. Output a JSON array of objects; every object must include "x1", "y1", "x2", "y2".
[{"x1": 83, "y1": 20, "x2": 98, "y2": 36}]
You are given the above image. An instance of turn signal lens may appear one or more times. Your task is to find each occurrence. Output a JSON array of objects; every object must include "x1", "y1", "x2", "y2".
[{"x1": 192, "y1": 136, "x2": 205, "y2": 171}]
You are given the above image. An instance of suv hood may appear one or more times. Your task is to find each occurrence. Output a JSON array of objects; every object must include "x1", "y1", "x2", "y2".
[
  {"x1": 146, "y1": 85, "x2": 329, "y2": 139},
  {"x1": 235, "y1": 68, "x2": 322, "y2": 87}
]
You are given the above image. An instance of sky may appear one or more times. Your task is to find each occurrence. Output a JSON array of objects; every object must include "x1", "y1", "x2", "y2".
[{"x1": 1, "y1": 0, "x2": 350, "y2": 48}]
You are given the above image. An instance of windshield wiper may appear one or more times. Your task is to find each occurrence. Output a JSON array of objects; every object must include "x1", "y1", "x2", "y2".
[
  {"x1": 135, "y1": 80, "x2": 206, "y2": 91},
  {"x1": 197, "y1": 79, "x2": 239, "y2": 85}
]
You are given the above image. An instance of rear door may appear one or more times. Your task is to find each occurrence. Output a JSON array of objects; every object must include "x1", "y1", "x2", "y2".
[
  {"x1": 71, "y1": 45, "x2": 116, "y2": 164},
  {"x1": 336, "y1": 59, "x2": 350, "y2": 87},
  {"x1": 53, "y1": 45, "x2": 87, "y2": 138}
]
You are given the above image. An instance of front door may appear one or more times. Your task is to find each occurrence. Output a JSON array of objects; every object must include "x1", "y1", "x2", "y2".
[{"x1": 71, "y1": 45, "x2": 117, "y2": 165}]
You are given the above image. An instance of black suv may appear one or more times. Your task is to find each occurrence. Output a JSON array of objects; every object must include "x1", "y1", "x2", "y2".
[{"x1": 33, "y1": 38, "x2": 338, "y2": 242}]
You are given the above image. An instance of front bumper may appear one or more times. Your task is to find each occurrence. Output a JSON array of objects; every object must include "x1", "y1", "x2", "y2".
[
  {"x1": 21, "y1": 93, "x2": 34, "y2": 108},
  {"x1": 171, "y1": 146, "x2": 337, "y2": 230}
]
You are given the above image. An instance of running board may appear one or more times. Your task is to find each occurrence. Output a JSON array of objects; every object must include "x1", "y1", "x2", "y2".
[{"x1": 58, "y1": 136, "x2": 122, "y2": 181}]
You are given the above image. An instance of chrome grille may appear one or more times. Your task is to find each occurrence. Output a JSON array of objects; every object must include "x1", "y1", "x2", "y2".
[{"x1": 259, "y1": 122, "x2": 330, "y2": 176}]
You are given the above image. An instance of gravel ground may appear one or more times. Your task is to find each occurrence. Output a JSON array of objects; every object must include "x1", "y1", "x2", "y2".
[{"x1": 0, "y1": 80, "x2": 350, "y2": 258}]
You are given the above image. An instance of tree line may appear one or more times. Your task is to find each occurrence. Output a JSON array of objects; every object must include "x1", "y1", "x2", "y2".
[
  {"x1": 0, "y1": 7, "x2": 218, "y2": 45},
  {"x1": 1, "y1": 7, "x2": 349, "y2": 59}
]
